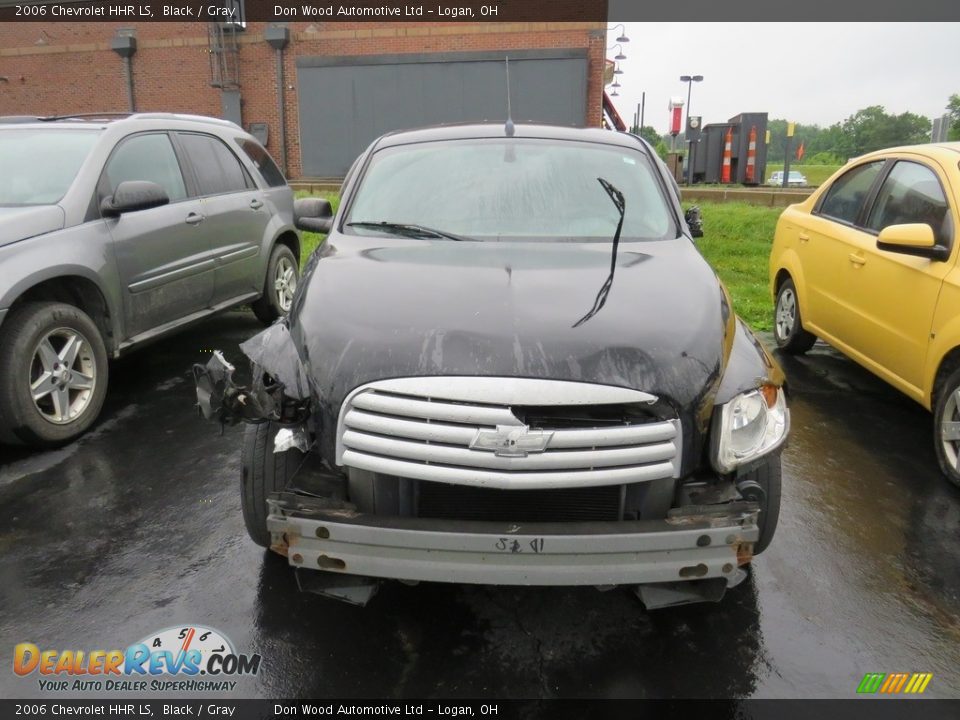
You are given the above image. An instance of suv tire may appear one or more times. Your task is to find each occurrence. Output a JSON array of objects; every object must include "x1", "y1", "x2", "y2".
[
  {"x1": 241, "y1": 421, "x2": 304, "y2": 547},
  {"x1": 933, "y1": 366, "x2": 960, "y2": 488},
  {"x1": 774, "y1": 278, "x2": 817, "y2": 354},
  {"x1": 252, "y1": 244, "x2": 299, "y2": 325},
  {"x1": 0, "y1": 302, "x2": 108, "y2": 446}
]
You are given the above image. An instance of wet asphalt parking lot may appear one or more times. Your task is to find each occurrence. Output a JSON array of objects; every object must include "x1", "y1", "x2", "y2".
[{"x1": 1, "y1": 308, "x2": 959, "y2": 700}]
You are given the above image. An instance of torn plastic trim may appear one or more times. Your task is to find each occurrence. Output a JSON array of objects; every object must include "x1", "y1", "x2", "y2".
[
  {"x1": 239, "y1": 321, "x2": 312, "y2": 400},
  {"x1": 634, "y1": 566, "x2": 747, "y2": 610},
  {"x1": 192, "y1": 322, "x2": 314, "y2": 427},
  {"x1": 275, "y1": 425, "x2": 310, "y2": 453}
]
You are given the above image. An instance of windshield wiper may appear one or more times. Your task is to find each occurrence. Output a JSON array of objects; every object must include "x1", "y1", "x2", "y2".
[
  {"x1": 573, "y1": 178, "x2": 626, "y2": 328},
  {"x1": 346, "y1": 221, "x2": 476, "y2": 242}
]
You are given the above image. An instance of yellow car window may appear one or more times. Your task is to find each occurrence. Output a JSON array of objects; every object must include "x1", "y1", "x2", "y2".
[
  {"x1": 819, "y1": 161, "x2": 885, "y2": 225},
  {"x1": 866, "y1": 161, "x2": 951, "y2": 245}
]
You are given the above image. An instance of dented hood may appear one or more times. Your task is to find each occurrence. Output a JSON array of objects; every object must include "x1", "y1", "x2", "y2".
[{"x1": 282, "y1": 235, "x2": 733, "y2": 463}]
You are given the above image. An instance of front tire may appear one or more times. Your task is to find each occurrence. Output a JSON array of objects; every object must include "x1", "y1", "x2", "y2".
[
  {"x1": 252, "y1": 244, "x2": 299, "y2": 325},
  {"x1": 933, "y1": 367, "x2": 960, "y2": 488},
  {"x1": 738, "y1": 453, "x2": 782, "y2": 555},
  {"x1": 774, "y1": 278, "x2": 817, "y2": 354},
  {"x1": 241, "y1": 421, "x2": 304, "y2": 546},
  {"x1": 0, "y1": 301, "x2": 108, "y2": 446}
]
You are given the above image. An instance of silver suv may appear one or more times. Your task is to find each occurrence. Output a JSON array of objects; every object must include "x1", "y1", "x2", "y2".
[{"x1": 0, "y1": 113, "x2": 300, "y2": 446}]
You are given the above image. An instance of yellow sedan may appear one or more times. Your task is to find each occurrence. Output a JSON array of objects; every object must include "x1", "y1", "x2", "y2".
[{"x1": 768, "y1": 142, "x2": 960, "y2": 486}]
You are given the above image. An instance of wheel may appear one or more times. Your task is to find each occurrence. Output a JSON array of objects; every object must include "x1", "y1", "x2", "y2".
[
  {"x1": 773, "y1": 278, "x2": 817, "y2": 354},
  {"x1": 252, "y1": 244, "x2": 299, "y2": 325},
  {"x1": 933, "y1": 366, "x2": 960, "y2": 488},
  {"x1": 241, "y1": 421, "x2": 304, "y2": 547},
  {"x1": 737, "y1": 453, "x2": 782, "y2": 555},
  {"x1": 0, "y1": 302, "x2": 108, "y2": 446}
]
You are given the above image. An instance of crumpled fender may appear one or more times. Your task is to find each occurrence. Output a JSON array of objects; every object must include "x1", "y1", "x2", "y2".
[
  {"x1": 193, "y1": 321, "x2": 312, "y2": 427},
  {"x1": 714, "y1": 318, "x2": 786, "y2": 405},
  {"x1": 238, "y1": 321, "x2": 312, "y2": 401}
]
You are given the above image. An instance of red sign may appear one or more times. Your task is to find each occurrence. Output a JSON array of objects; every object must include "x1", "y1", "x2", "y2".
[{"x1": 670, "y1": 107, "x2": 683, "y2": 135}]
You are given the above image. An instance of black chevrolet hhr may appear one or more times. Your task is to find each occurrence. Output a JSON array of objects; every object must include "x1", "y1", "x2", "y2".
[{"x1": 197, "y1": 123, "x2": 789, "y2": 609}]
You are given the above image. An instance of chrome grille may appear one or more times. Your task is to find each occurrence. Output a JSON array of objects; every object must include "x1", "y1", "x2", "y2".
[{"x1": 336, "y1": 377, "x2": 682, "y2": 490}]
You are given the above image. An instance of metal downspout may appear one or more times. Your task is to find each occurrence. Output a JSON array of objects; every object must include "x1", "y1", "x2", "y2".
[{"x1": 276, "y1": 47, "x2": 288, "y2": 174}]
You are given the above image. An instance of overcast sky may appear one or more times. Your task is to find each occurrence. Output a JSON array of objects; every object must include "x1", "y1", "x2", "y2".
[{"x1": 606, "y1": 23, "x2": 960, "y2": 133}]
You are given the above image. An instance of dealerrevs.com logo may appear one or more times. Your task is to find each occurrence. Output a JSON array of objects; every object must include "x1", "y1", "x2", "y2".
[{"x1": 13, "y1": 625, "x2": 261, "y2": 692}]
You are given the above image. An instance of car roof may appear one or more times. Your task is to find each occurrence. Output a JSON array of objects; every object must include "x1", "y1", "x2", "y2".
[
  {"x1": 854, "y1": 142, "x2": 960, "y2": 163},
  {"x1": 0, "y1": 112, "x2": 241, "y2": 132},
  {"x1": 373, "y1": 123, "x2": 646, "y2": 151}
]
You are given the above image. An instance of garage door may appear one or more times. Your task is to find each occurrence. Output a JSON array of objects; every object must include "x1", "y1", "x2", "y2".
[{"x1": 296, "y1": 49, "x2": 589, "y2": 178}]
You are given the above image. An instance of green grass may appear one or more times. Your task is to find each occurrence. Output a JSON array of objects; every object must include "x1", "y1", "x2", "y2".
[
  {"x1": 693, "y1": 201, "x2": 783, "y2": 331},
  {"x1": 295, "y1": 190, "x2": 339, "y2": 263},
  {"x1": 765, "y1": 164, "x2": 842, "y2": 187},
  {"x1": 292, "y1": 192, "x2": 780, "y2": 332}
]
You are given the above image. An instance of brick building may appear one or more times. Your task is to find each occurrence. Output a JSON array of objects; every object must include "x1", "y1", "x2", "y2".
[{"x1": 0, "y1": 20, "x2": 607, "y2": 180}]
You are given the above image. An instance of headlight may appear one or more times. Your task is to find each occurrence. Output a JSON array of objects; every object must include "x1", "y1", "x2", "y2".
[{"x1": 711, "y1": 385, "x2": 789, "y2": 473}]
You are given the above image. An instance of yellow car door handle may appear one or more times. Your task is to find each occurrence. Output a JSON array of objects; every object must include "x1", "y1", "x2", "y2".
[
  {"x1": 798, "y1": 232, "x2": 810, "y2": 242},
  {"x1": 848, "y1": 253, "x2": 866, "y2": 266}
]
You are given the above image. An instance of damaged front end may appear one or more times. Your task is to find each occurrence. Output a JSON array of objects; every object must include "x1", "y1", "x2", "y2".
[{"x1": 193, "y1": 321, "x2": 313, "y2": 431}]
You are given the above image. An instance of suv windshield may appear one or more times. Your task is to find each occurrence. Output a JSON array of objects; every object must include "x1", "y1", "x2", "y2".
[
  {"x1": 345, "y1": 138, "x2": 677, "y2": 242},
  {"x1": 0, "y1": 129, "x2": 102, "y2": 206}
]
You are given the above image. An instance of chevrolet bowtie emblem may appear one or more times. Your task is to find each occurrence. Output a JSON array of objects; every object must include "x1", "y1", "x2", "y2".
[{"x1": 469, "y1": 425, "x2": 554, "y2": 458}]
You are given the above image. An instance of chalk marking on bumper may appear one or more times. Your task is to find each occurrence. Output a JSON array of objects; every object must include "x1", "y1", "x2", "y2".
[{"x1": 266, "y1": 504, "x2": 758, "y2": 587}]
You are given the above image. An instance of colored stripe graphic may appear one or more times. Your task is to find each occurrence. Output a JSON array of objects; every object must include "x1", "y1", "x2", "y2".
[
  {"x1": 857, "y1": 673, "x2": 885, "y2": 693},
  {"x1": 857, "y1": 672, "x2": 932, "y2": 694}
]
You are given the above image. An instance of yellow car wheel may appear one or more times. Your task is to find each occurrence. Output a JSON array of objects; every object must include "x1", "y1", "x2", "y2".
[
  {"x1": 774, "y1": 279, "x2": 817, "y2": 355},
  {"x1": 933, "y1": 367, "x2": 960, "y2": 488}
]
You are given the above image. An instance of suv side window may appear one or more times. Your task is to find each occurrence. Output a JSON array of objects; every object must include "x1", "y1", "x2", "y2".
[
  {"x1": 817, "y1": 161, "x2": 885, "y2": 226},
  {"x1": 866, "y1": 161, "x2": 952, "y2": 246},
  {"x1": 178, "y1": 133, "x2": 251, "y2": 196},
  {"x1": 104, "y1": 133, "x2": 186, "y2": 202},
  {"x1": 236, "y1": 139, "x2": 287, "y2": 187}
]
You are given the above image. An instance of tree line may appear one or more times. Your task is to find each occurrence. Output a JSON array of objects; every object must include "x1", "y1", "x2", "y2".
[
  {"x1": 760, "y1": 94, "x2": 959, "y2": 164},
  {"x1": 635, "y1": 94, "x2": 960, "y2": 164}
]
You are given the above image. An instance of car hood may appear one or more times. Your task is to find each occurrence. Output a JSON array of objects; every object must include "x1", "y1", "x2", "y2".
[
  {"x1": 0, "y1": 205, "x2": 66, "y2": 247},
  {"x1": 287, "y1": 234, "x2": 735, "y2": 465}
]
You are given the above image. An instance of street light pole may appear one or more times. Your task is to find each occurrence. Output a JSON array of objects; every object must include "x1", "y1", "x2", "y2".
[{"x1": 680, "y1": 74, "x2": 703, "y2": 185}]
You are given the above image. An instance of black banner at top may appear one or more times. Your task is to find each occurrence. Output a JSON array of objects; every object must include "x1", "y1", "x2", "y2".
[
  {"x1": 0, "y1": 0, "x2": 606, "y2": 23},
  {"x1": 0, "y1": 0, "x2": 958, "y2": 22}
]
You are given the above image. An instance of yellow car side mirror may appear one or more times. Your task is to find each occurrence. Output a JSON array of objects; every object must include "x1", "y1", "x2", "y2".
[
  {"x1": 877, "y1": 223, "x2": 936, "y2": 248},
  {"x1": 877, "y1": 223, "x2": 948, "y2": 261}
]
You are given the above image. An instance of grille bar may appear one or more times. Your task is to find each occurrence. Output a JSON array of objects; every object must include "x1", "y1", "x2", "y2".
[
  {"x1": 344, "y1": 408, "x2": 677, "y2": 448},
  {"x1": 342, "y1": 429, "x2": 677, "y2": 471},
  {"x1": 351, "y1": 392, "x2": 518, "y2": 426},
  {"x1": 340, "y1": 451, "x2": 677, "y2": 490}
]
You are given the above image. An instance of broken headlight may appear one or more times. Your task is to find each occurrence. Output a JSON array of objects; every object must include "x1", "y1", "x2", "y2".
[{"x1": 711, "y1": 385, "x2": 788, "y2": 473}]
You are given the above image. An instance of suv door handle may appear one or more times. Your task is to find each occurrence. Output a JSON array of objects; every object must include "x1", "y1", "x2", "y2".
[
  {"x1": 848, "y1": 253, "x2": 866, "y2": 266},
  {"x1": 185, "y1": 213, "x2": 205, "y2": 226},
  {"x1": 798, "y1": 232, "x2": 810, "y2": 243},
  {"x1": 249, "y1": 199, "x2": 264, "y2": 210}
]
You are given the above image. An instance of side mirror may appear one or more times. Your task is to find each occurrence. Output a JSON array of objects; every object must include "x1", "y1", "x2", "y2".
[
  {"x1": 684, "y1": 206, "x2": 704, "y2": 238},
  {"x1": 101, "y1": 181, "x2": 169, "y2": 217},
  {"x1": 877, "y1": 223, "x2": 948, "y2": 261},
  {"x1": 294, "y1": 197, "x2": 333, "y2": 234}
]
